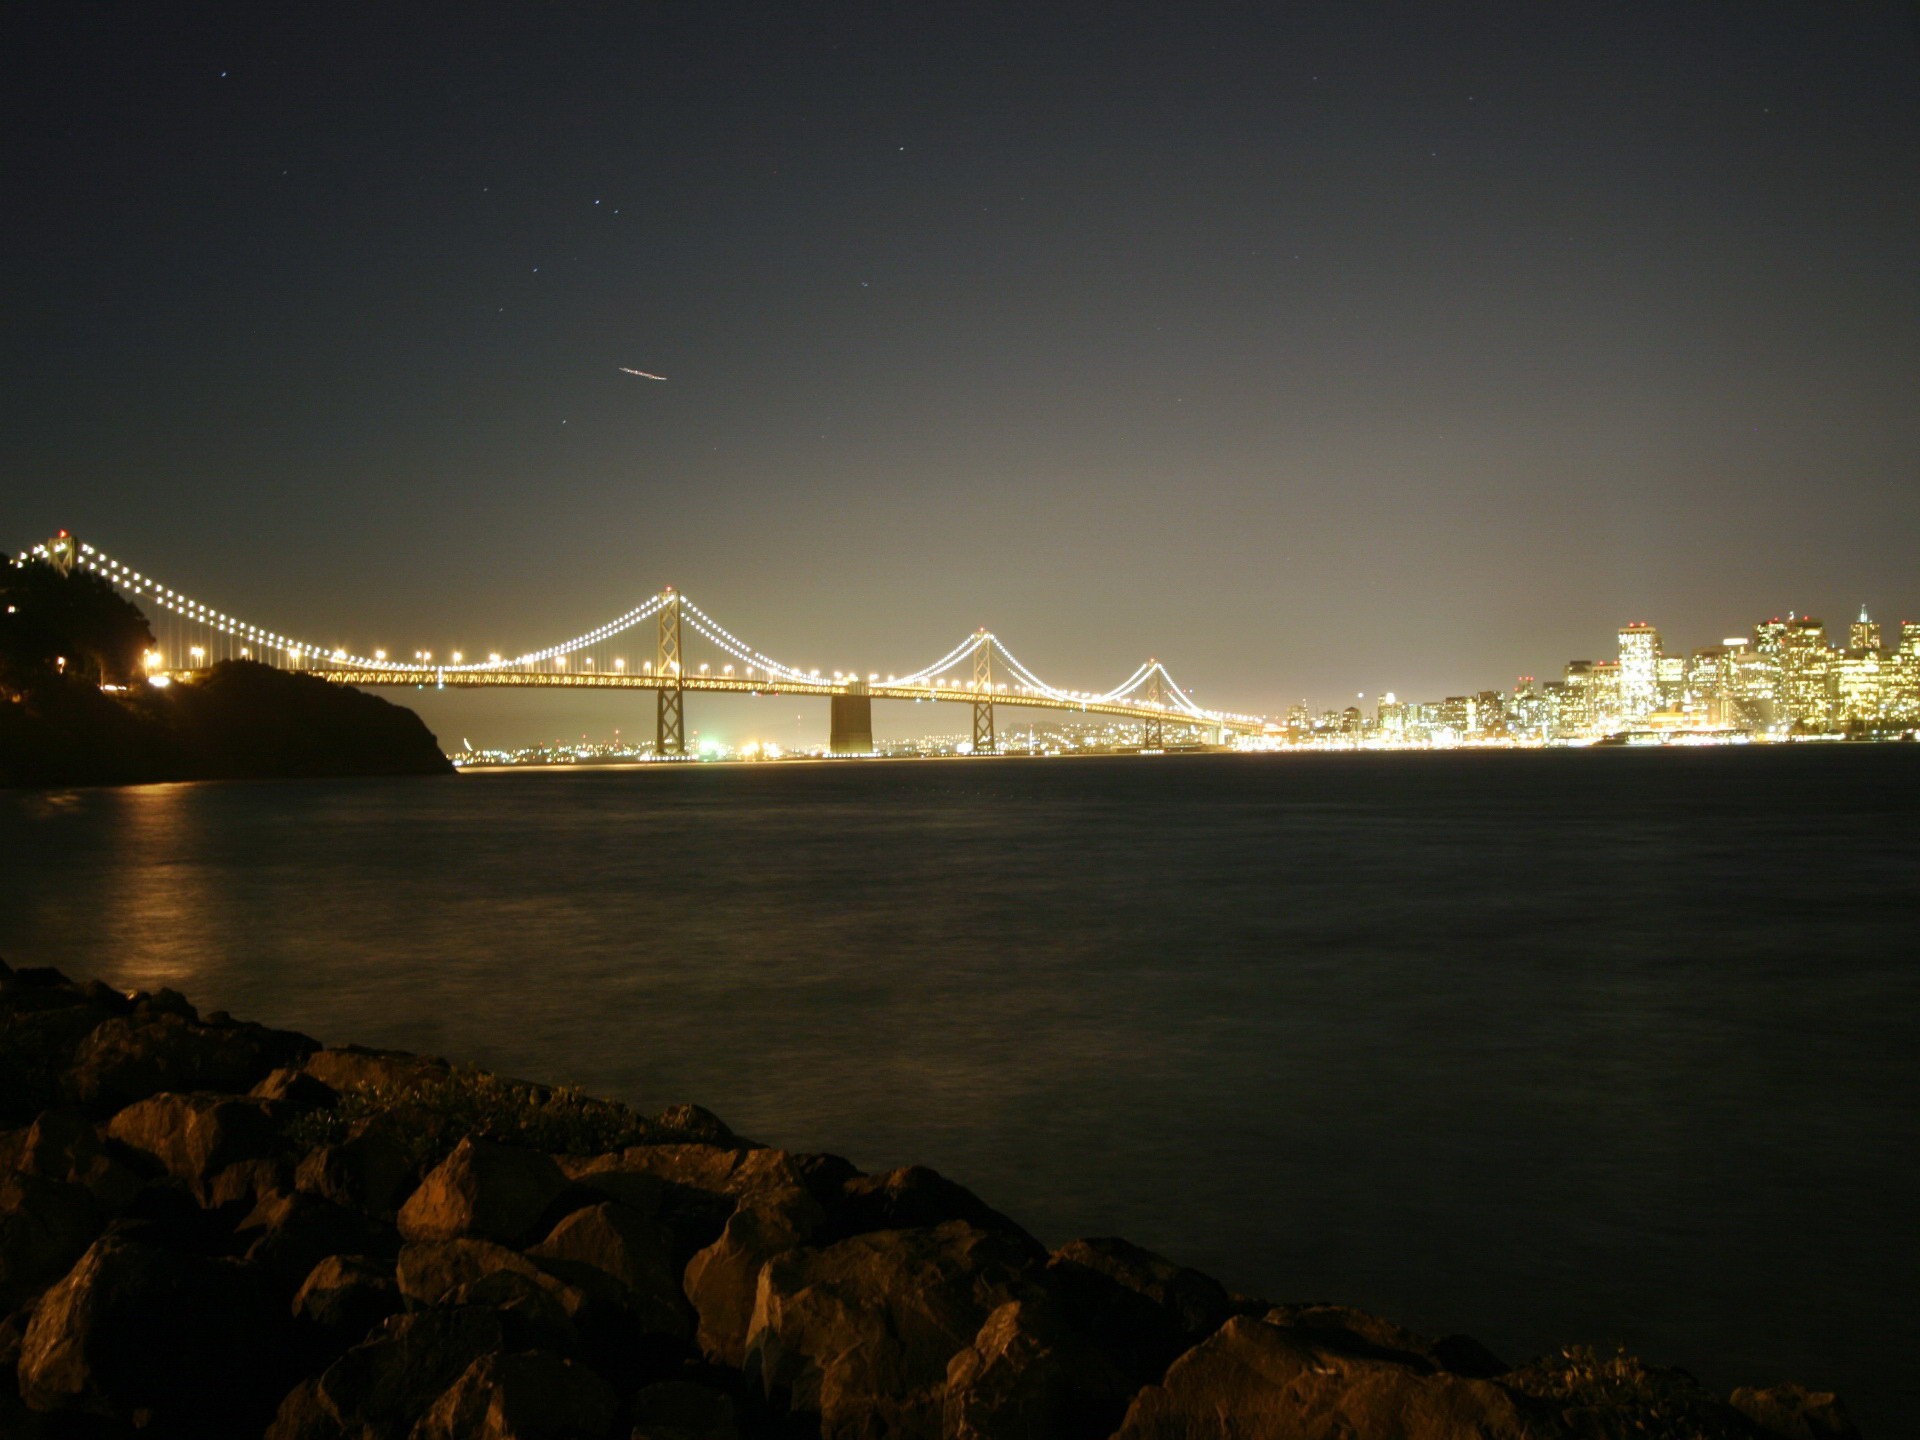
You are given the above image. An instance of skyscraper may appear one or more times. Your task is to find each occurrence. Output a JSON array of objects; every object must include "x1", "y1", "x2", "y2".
[
  {"x1": 1618, "y1": 623, "x2": 1662, "y2": 721},
  {"x1": 1849, "y1": 606, "x2": 1883, "y2": 654}
]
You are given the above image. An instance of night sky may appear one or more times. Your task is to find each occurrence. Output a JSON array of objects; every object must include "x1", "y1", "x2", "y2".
[{"x1": 6, "y1": 4, "x2": 1917, "y2": 745}]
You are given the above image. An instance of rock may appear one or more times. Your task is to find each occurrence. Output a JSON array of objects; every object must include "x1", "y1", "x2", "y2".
[
  {"x1": 292, "y1": 1253, "x2": 402, "y2": 1344},
  {"x1": 1114, "y1": 1312, "x2": 1550, "y2": 1440},
  {"x1": 296, "y1": 1115, "x2": 416, "y2": 1217},
  {"x1": 12, "y1": 1109, "x2": 143, "y2": 1212},
  {"x1": 265, "y1": 1306, "x2": 505, "y2": 1440},
  {"x1": 136, "y1": 986, "x2": 199, "y2": 1021},
  {"x1": 0, "y1": 1173, "x2": 101, "y2": 1312},
  {"x1": 530, "y1": 1200, "x2": 691, "y2": 1340},
  {"x1": 398, "y1": 1136, "x2": 568, "y2": 1245},
  {"x1": 395, "y1": 1237, "x2": 597, "y2": 1342},
  {"x1": 64, "y1": 1012, "x2": 316, "y2": 1113},
  {"x1": 410, "y1": 1348, "x2": 617, "y2": 1440},
  {"x1": 1729, "y1": 1384, "x2": 1860, "y2": 1439},
  {"x1": 106, "y1": 1091, "x2": 284, "y2": 1203},
  {"x1": 254, "y1": 1067, "x2": 340, "y2": 1107},
  {"x1": 18, "y1": 1234, "x2": 285, "y2": 1432},
  {"x1": 0, "y1": 998, "x2": 124, "y2": 1126},
  {"x1": 650, "y1": 1102, "x2": 739, "y2": 1145},
  {"x1": 685, "y1": 1185, "x2": 823, "y2": 1366},
  {"x1": 239, "y1": 1187, "x2": 395, "y2": 1291},
  {"x1": 1042, "y1": 1238, "x2": 1231, "y2": 1387},
  {"x1": 398, "y1": 1237, "x2": 551, "y2": 1307},
  {"x1": 629, "y1": 1378, "x2": 743, "y2": 1439},
  {"x1": 1264, "y1": 1303, "x2": 1506, "y2": 1378},
  {"x1": 943, "y1": 1296, "x2": 1134, "y2": 1440},
  {"x1": 459, "y1": 1269, "x2": 592, "y2": 1355},
  {"x1": 831, "y1": 1166, "x2": 1040, "y2": 1253},
  {"x1": 1049, "y1": 1238, "x2": 1230, "y2": 1342},
  {"x1": 301, "y1": 1044, "x2": 451, "y2": 1094},
  {"x1": 743, "y1": 1220, "x2": 1043, "y2": 1439}
]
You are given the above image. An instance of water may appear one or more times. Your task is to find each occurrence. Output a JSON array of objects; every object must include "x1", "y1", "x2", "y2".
[{"x1": 3, "y1": 748, "x2": 1915, "y2": 1431}]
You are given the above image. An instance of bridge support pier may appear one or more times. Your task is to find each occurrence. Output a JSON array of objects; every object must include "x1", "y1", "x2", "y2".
[
  {"x1": 971, "y1": 630, "x2": 995, "y2": 755},
  {"x1": 831, "y1": 688, "x2": 873, "y2": 755},
  {"x1": 657, "y1": 590, "x2": 685, "y2": 757},
  {"x1": 1144, "y1": 664, "x2": 1165, "y2": 749}
]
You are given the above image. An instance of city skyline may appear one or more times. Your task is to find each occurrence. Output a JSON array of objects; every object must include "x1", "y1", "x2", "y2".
[{"x1": 33, "y1": 528, "x2": 1913, "y2": 749}]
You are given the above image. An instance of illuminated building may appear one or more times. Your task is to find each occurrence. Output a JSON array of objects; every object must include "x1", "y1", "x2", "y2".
[
  {"x1": 1617, "y1": 623, "x2": 1661, "y2": 720},
  {"x1": 1849, "y1": 607, "x2": 1883, "y2": 655},
  {"x1": 1834, "y1": 649, "x2": 1885, "y2": 727},
  {"x1": 1778, "y1": 616, "x2": 1834, "y2": 730},
  {"x1": 1559, "y1": 660, "x2": 1598, "y2": 736}
]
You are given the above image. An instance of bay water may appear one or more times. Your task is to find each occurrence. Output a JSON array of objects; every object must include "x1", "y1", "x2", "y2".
[{"x1": 2, "y1": 747, "x2": 1914, "y2": 1429}]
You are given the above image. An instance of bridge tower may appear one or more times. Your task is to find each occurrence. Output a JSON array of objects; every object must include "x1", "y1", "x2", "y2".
[
  {"x1": 1144, "y1": 663, "x2": 1165, "y2": 749},
  {"x1": 971, "y1": 630, "x2": 996, "y2": 755},
  {"x1": 656, "y1": 588, "x2": 685, "y2": 757}
]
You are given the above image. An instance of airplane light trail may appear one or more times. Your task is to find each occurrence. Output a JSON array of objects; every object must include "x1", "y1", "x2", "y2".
[{"x1": 618, "y1": 367, "x2": 667, "y2": 380}]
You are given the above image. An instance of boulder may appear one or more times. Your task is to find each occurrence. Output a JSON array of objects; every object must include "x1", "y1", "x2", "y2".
[
  {"x1": 943, "y1": 1296, "x2": 1134, "y2": 1440},
  {"x1": 17, "y1": 1234, "x2": 285, "y2": 1432},
  {"x1": 743, "y1": 1220, "x2": 1044, "y2": 1439},
  {"x1": 830, "y1": 1167, "x2": 1040, "y2": 1253},
  {"x1": 106, "y1": 1091, "x2": 284, "y2": 1203},
  {"x1": 1729, "y1": 1384, "x2": 1860, "y2": 1439},
  {"x1": 265, "y1": 1306, "x2": 505, "y2": 1440},
  {"x1": 292, "y1": 1253, "x2": 402, "y2": 1345},
  {"x1": 253, "y1": 1067, "x2": 340, "y2": 1107},
  {"x1": 12, "y1": 1109, "x2": 143, "y2": 1212},
  {"x1": 238, "y1": 1187, "x2": 396, "y2": 1291},
  {"x1": 1264, "y1": 1302, "x2": 1506, "y2": 1378},
  {"x1": 685, "y1": 1186, "x2": 823, "y2": 1366},
  {"x1": 1049, "y1": 1238, "x2": 1230, "y2": 1341},
  {"x1": 530, "y1": 1200, "x2": 691, "y2": 1340},
  {"x1": 0, "y1": 1173, "x2": 100, "y2": 1312},
  {"x1": 398, "y1": 1137, "x2": 568, "y2": 1245},
  {"x1": 397, "y1": 1237, "x2": 554, "y2": 1307},
  {"x1": 301, "y1": 1044, "x2": 451, "y2": 1094},
  {"x1": 629, "y1": 1378, "x2": 744, "y2": 1439},
  {"x1": 0, "y1": 997, "x2": 123, "y2": 1126},
  {"x1": 1114, "y1": 1313, "x2": 1550, "y2": 1440},
  {"x1": 444, "y1": 1267, "x2": 587, "y2": 1356},
  {"x1": 649, "y1": 1102, "x2": 739, "y2": 1145},
  {"x1": 64, "y1": 1012, "x2": 316, "y2": 1113},
  {"x1": 410, "y1": 1348, "x2": 617, "y2": 1440},
  {"x1": 296, "y1": 1116, "x2": 416, "y2": 1217}
]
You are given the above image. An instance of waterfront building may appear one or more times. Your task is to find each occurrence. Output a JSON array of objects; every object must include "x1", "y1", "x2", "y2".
[
  {"x1": 1559, "y1": 660, "x2": 1597, "y2": 737},
  {"x1": 1849, "y1": 607, "x2": 1883, "y2": 655},
  {"x1": 1778, "y1": 616, "x2": 1834, "y2": 730},
  {"x1": 1835, "y1": 649, "x2": 1886, "y2": 726},
  {"x1": 1618, "y1": 623, "x2": 1662, "y2": 720}
]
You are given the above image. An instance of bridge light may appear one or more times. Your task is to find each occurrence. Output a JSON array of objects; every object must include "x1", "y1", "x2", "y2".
[
  {"x1": 374, "y1": 650, "x2": 387, "y2": 662},
  {"x1": 614, "y1": 658, "x2": 625, "y2": 670},
  {"x1": 489, "y1": 653, "x2": 502, "y2": 665},
  {"x1": 722, "y1": 665, "x2": 733, "y2": 676},
  {"x1": 452, "y1": 652, "x2": 463, "y2": 664}
]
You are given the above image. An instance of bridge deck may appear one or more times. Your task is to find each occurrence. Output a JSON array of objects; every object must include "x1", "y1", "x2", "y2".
[{"x1": 266, "y1": 667, "x2": 1266, "y2": 734}]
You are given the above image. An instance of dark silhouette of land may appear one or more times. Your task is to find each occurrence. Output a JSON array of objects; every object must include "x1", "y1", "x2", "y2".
[{"x1": 1, "y1": 555, "x2": 450, "y2": 787}]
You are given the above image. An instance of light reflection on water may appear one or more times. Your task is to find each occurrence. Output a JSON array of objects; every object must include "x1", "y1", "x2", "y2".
[{"x1": 2, "y1": 748, "x2": 1915, "y2": 1429}]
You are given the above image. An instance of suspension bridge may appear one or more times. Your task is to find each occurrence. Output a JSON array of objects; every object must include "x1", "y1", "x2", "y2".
[{"x1": 28, "y1": 532, "x2": 1272, "y2": 755}]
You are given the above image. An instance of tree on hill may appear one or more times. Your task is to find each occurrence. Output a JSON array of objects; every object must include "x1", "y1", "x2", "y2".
[{"x1": 0, "y1": 554, "x2": 154, "y2": 694}]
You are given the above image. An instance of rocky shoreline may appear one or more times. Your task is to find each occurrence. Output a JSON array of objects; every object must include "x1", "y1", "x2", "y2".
[{"x1": 0, "y1": 959, "x2": 1858, "y2": 1439}]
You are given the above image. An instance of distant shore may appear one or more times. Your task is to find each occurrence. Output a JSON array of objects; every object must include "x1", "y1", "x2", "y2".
[{"x1": 0, "y1": 959, "x2": 1859, "y2": 1439}]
